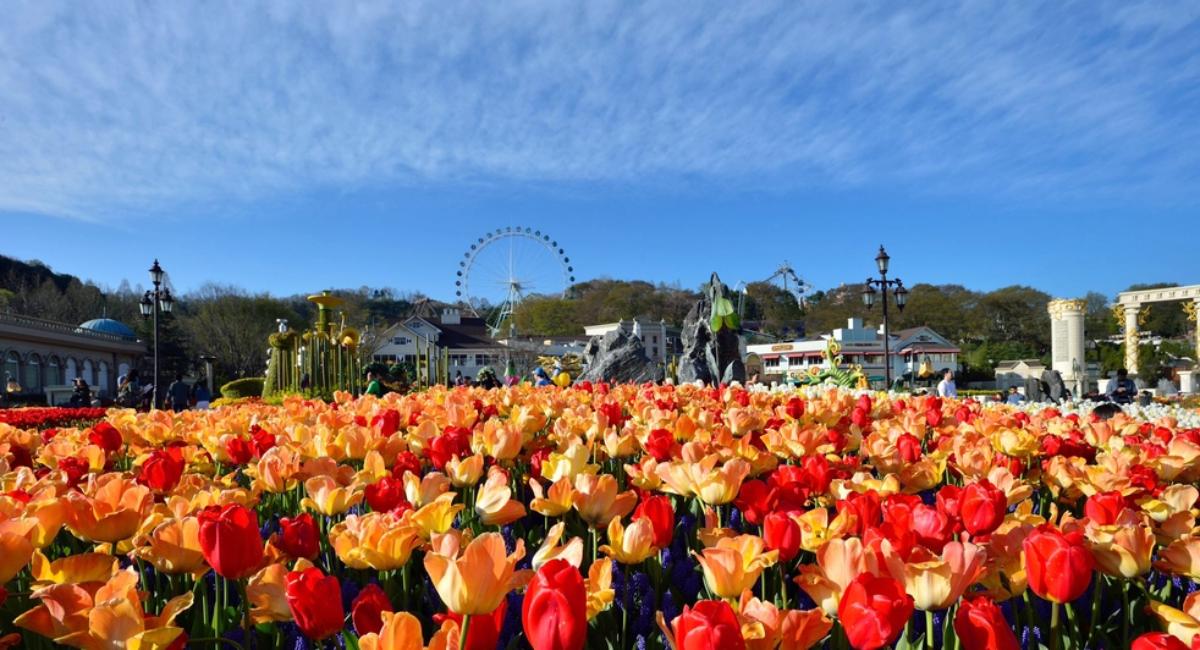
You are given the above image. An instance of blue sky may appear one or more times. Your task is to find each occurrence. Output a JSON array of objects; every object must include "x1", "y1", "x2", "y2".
[{"x1": 2, "y1": 2, "x2": 1198, "y2": 303}]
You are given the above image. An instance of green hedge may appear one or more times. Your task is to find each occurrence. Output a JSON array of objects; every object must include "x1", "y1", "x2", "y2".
[{"x1": 221, "y1": 377, "x2": 265, "y2": 399}]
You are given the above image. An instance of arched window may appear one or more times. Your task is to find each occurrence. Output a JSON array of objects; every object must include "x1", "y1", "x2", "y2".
[
  {"x1": 65, "y1": 358, "x2": 78, "y2": 381},
  {"x1": 82, "y1": 359, "x2": 94, "y2": 386},
  {"x1": 25, "y1": 354, "x2": 41, "y2": 391},
  {"x1": 3, "y1": 352, "x2": 19, "y2": 387},
  {"x1": 46, "y1": 356, "x2": 62, "y2": 386},
  {"x1": 118, "y1": 362, "x2": 130, "y2": 383},
  {"x1": 98, "y1": 361, "x2": 110, "y2": 392}
]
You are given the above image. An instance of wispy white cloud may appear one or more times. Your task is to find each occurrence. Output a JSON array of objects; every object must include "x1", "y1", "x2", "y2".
[{"x1": 0, "y1": 1, "x2": 1197, "y2": 219}]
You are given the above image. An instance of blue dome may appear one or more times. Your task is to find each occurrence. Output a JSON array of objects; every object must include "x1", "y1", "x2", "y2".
[{"x1": 78, "y1": 318, "x2": 137, "y2": 340}]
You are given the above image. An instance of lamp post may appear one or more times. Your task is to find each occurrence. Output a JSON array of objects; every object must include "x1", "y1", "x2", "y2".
[
  {"x1": 861, "y1": 246, "x2": 908, "y2": 389},
  {"x1": 199, "y1": 354, "x2": 216, "y2": 397},
  {"x1": 139, "y1": 260, "x2": 174, "y2": 408}
]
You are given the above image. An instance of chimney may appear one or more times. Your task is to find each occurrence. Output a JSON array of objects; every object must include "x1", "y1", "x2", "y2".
[{"x1": 441, "y1": 307, "x2": 461, "y2": 325}]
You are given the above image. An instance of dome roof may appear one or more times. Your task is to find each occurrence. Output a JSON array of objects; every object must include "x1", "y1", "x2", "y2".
[{"x1": 78, "y1": 318, "x2": 137, "y2": 340}]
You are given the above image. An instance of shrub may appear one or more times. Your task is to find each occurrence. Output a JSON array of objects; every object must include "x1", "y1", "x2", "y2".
[{"x1": 221, "y1": 377, "x2": 265, "y2": 399}]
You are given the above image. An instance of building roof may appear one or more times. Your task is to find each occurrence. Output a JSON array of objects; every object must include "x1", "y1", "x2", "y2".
[
  {"x1": 77, "y1": 318, "x2": 137, "y2": 341},
  {"x1": 995, "y1": 359, "x2": 1045, "y2": 370}
]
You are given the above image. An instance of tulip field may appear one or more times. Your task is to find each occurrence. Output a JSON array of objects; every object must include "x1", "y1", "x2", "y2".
[{"x1": 2, "y1": 384, "x2": 1200, "y2": 650}]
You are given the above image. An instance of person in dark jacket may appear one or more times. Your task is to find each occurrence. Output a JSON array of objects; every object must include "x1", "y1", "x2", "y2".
[{"x1": 166, "y1": 373, "x2": 190, "y2": 410}]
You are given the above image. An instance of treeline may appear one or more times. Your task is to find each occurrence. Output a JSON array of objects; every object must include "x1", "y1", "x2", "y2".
[{"x1": 2, "y1": 254, "x2": 1192, "y2": 385}]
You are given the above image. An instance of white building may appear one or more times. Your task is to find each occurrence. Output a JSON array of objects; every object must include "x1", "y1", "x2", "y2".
[
  {"x1": 583, "y1": 319, "x2": 681, "y2": 365},
  {"x1": 746, "y1": 318, "x2": 960, "y2": 387}
]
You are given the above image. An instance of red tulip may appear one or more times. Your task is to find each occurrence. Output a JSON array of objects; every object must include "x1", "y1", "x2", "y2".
[
  {"x1": 250, "y1": 426, "x2": 276, "y2": 455},
  {"x1": 138, "y1": 448, "x2": 184, "y2": 492},
  {"x1": 437, "y1": 601, "x2": 507, "y2": 650},
  {"x1": 197, "y1": 504, "x2": 264, "y2": 579},
  {"x1": 671, "y1": 600, "x2": 745, "y2": 650},
  {"x1": 522, "y1": 559, "x2": 587, "y2": 650},
  {"x1": 734, "y1": 480, "x2": 778, "y2": 527},
  {"x1": 961, "y1": 479, "x2": 1007, "y2": 536},
  {"x1": 392, "y1": 450, "x2": 422, "y2": 479},
  {"x1": 371, "y1": 409, "x2": 401, "y2": 437},
  {"x1": 88, "y1": 422, "x2": 122, "y2": 452},
  {"x1": 785, "y1": 397, "x2": 805, "y2": 420},
  {"x1": 953, "y1": 595, "x2": 1020, "y2": 650},
  {"x1": 365, "y1": 476, "x2": 408, "y2": 513},
  {"x1": 1132, "y1": 633, "x2": 1191, "y2": 650},
  {"x1": 633, "y1": 495, "x2": 674, "y2": 548},
  {"x1": 644, "y1": 428, "x2": 676, "y2": 462},
  {"x1": 351, "y1": 583, "x2": 393, "y2": 636},
  {"x1": 224, "y1": 436, "x2": 254, "y2": 465},
  {"x1": 851, "y1": 407, "x2": 871, "y2": 429},
  {"x1": 1085, "y1": 491, "x2": 1127, "y2": 525},
  {"x1": 837, "y1": 574, "x2": 913, "y2": 650},
  {"x1": 276, "y1": 513, "x2": 319, "y2": 560},
  {"x1": 58, "y1": 456, "x2": 88, "y2": 487},
  {"x1": 286, "y1": 567, "x2": 345, "y2": 640},
  {"x1": 911, "y1": 504, "x2": 953, "y2": 553},
  {"x1": 896, "y1": 433, "x2": 922, "y2": 464},
  {"x1": 1022, "y1": 524, "x2": 1094, "y2": 604},
  {"x1": 763, "y1": 512, "x2": 802, "y2": 562},
  {"x1": 838, "y1": 491, "x2": 883, "y2": 537}
]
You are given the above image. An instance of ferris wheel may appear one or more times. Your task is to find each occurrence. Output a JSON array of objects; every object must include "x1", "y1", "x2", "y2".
[{"x1": 455, "y1": 227, "x2": 575, "y2": 337}]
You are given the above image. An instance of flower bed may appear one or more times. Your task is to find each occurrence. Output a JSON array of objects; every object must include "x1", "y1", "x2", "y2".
[
  {"x1": 0, "y1": 385, "x2": 1198, "y2": 649},
  {"x1": 0, "y1": 406, "x2": 107, "y2": 430}
]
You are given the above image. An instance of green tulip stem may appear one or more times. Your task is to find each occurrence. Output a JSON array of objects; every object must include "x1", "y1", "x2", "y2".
[
  {"x1": 925, "y1": 609, "x2": 934, "y2": 649},
  {"x1": 1087, "y1": 576, "x2": 1103, "y2": 648},
  {"x1": 238, "y1": 579, "x2": 252, "y2": 648},
  {"x1": 459, "y1": 614, "x2": 471, "y2": 650},
  {"x1": 1050, "y1": 602, "x2": 1061, "y2": 650}
]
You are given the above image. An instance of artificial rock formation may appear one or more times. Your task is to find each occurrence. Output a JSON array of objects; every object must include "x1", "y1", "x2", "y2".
[
  {"x1": 677, "y1": 272, "x2": 745, "y2": 385},
  {"x1": 577, "y1": 326, "x2": 665, "y2": 384}
]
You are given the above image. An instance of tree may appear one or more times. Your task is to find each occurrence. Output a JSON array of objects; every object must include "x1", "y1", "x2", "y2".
[
  {"x1": 181, "y1": 284, "x2": 303, "y2": 383},
  {"x1": 741, "y1": 282, "x2": 804, "y2": 338}
]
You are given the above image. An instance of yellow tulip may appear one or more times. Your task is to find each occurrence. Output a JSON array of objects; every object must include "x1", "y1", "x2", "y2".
[
  {"x1": 1148, "y1": 592, "x2": 1200, "y2": 645},
  {"x1": 134, "y1": 516, "x2": 206, "y2": 575},
  {"x1": 532, "y1": 522, "x2": 584, "y2": 570},
  {"x1": 541, "y1": 442, "x2": 599, "y2": 482},
  {"x1": 423, "y1": 531, "x2": 525, "y2": 615},
  {"x1": 696, "y1": 534, "x2": 778, "y2": 600},
  {"x1": 586, "y1": 558, "x2": 615, "y2": 620},
  {"x1": 600, "y1": 517, "x2": 657, "y2": 565},
  {"x1": 411, "y1": 493, "x2": 465, "y2": 539},
  {"x1": 30, "y1": 550, "x2": 119, "y2": 587},
  {"x1": 446, "y1": 454, "x2": 485, "y2": 488},
  {"x1": 330, "y1": 511, "x2": 424, "y2": 571},
  {"x1": 300, "y1": 475, "x2": 363, "y2": 516},
  {"x1": 572, "y1": 473, "x2": 636, "y2": 529},
  {"x1": 901, "y1": 542, "x2": 987, "y2": 611},
  {"x1": 529, "y1": 477, "x2": 575, "y2": 518},
  {"x1": 0, "y1": 525, "x2": 34, "y2": 584},
  {"x1": 795, "y1": 537, "x2": 866, "y2": 616},
  {"x1": 404, "y1": 471, "x2": 451, "y2": 507}
]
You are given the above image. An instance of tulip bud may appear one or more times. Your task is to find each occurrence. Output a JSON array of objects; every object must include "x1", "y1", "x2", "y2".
[
  {"x1": 197, "y1": 504, "x2": 264, "y2": 579},
  {"x1": 763, "y1": 512, "x2": 802, "y2": 562},
  {"x1": 351, "y1": 583, "x2": 393, "y2": 636},
  {"x1": 671, "y1": 600, "x2": 746, "y2": 650},
  {"x1": 954, "y1": 595, "x2": 1020, "y2": 650},
  {"x1": 961, "y1": 479, "x2": 1007, "y2": 536},
  {"x1": 1022, "y1": 524, "x2": 1095, "y2": 604},
  {"x1": 522, "y1": 559, "x2": 587, "y2": 650},
  {"x1": 286, "y1": 567, "x2": 345, "y2": 640},
  {"x1": 276, "y1": 513, "x2": 319, "y2": 560},
  {"x1": 838, "y1": 574, "x2": 913, "y2": 650},
  {"x1": 633, "y1": 495, "x2": 674, "y2": 548}
]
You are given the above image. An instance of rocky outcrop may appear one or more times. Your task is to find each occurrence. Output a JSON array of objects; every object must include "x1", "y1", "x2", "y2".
[
  {"x1": 677, "y1": 272, "x2": 745, "y2": 385},
  {"x1": 578, "y1": 326, "x2": 664, "y2": 384}
]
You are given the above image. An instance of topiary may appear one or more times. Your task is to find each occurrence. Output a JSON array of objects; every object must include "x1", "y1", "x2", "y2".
[{"x1": 221, "y1": 377, "x2": 265, "y2": 399}]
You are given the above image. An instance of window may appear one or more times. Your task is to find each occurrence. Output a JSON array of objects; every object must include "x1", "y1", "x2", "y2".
[
  {"x1": 651, "y1": 346, "x2": 658, "y2": 357},
  {"x1": 46, "y1": 357, "x2": 61, "y2": 386},
  {"x1": 449, "y1": 354, "x2": 468, "y2": 366},
  {"x1": 25, "y1": 354, "x2": 41, "y2": 390},
  {"x1": 392, "y1": 336, "x2": 410, "y2": 345},
  {"x1": 4, "y1": 352, "x2": 19, "y2": 387},
  {"x1": 765, "y1": 358, "x2": 780, "y2": 368},
  {"x1": 474, "y1": 354, "x2": 489, "y2": 366},
  {"x1": 652, "y1": 335, "x2": 658, "y2": 344}
]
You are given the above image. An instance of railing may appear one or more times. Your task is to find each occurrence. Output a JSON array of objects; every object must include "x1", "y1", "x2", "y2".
[{"x1": 0, "y1": 311, "x2": 137, "y2": 343}]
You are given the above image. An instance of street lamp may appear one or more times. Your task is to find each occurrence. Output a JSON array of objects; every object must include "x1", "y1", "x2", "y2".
[
  {"x1": 861, "y1": 245, "x2": 906, "y2": 389},
  {"x1": 140, "y1": 259, "x2": 174, "y2": 408}
]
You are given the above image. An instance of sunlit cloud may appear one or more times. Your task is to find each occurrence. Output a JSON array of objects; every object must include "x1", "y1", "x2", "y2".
[{"x1": 1, "y1": 1, "x2": 1197, "y2": 220}]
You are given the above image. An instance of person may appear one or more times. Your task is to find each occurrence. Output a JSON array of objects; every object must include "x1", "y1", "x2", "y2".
[
  {"x1": 454, "y1": 371, "x2": 466, "y2": 387},
  {"x1": 1107, "y1": 368, "x2": 1137, "y2": 405},
  {"x1": 364, "y1": 370, "x2": 384, "y2": 397},
  {"x1": 936, "y1": 370, "x2": 957, "y2": 398},
  {"x1": 70, "y1": 377, "x2": 91, "y2": 407},
  {"x1": 533, "y1": 367, "x2": 553, "y2": 387},
  {"x1": 992, "y1": 391, "x2": 1005, "y2": 403},
  {"x1": 117, "y1": 370, "x2": 141, "y2": 407},
  {"x1": 476, "y1": 366, "x2": 501, "y2": 389},
  {"x1": 192, "y1": 379, "x2": 211, "y2": 410},
  {"x1": 1005, "y1": 386, "x2": 1023, "y2": 405},
  {"x1": 6, "y1": 375, "x2": 21, "y2": 394},
  {"x1": 167, "y1": 373, "x2": 190, "y2": 411}
]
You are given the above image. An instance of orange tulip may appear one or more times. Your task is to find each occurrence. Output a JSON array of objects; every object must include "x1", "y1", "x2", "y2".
[
  {"x1": 359, "y1": 611, "x2": 425, "y2": 650},
  {"x1": 475, "y1": 470, "x2": 526, "y2": 527},
  {"x1": 64, "y1": 473, "x2": 153, "y2": 543},
  {"x1": 1148, "y1": 592, "x2": 1200, "y2": 645},
  {"x1": 411, "y1": 493, "x2": 465, "y2": 539},
  {"x1": 795, "y1": 537, "x2": 866, "y2": 616},
  {"x1": 30, "y1": 550, "x2": 119, "y2": 587},
  {"x1": 1154, "y1": 537, "x2": 1200, "y2": 580},
  {"x1": 585, "y1": 558, "x2": 615, "y2": 620},
  {"x1": 1087, "y1": 523, "x2": 1155, "y2": 578},
  {"x1": 898, "y1": 542, "x2": 987, "y2": 611},
  {"x1": 532, "y1": 521, "x2": 584, "y2": 570},
  {"x1": 446, "y1": 454, "x2": 485, "y2": 488},
  {"x1": 424, "y1": 531, "x2": 526, "y2": 615},
  {"x1": 247, "y1": 562, "x2": 292, "y2": 623},
  {"x1": 301, "y1": 475, "x2": 363, "y2": 516},
  {"x1": 530, "y1": 476, "x2": 576, "y2": 518},
  {"x1": 572, "y1": 474, "x2": 636, "y2": 529},
  {"x1": 696, "y1": 534, "x2": 778, "y2": 600},
  {"x1": 134, "y1": 516, "x2": 206, "y2": 575}
]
